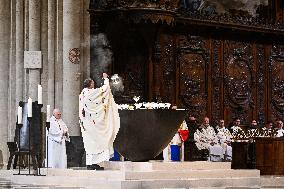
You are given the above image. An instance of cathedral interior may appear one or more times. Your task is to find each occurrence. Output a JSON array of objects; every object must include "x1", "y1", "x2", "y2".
[{"x1": 0, "y1": 0, "x2": 284, "y2": 180}]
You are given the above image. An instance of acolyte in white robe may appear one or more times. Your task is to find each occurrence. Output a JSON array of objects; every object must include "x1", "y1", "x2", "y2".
[
  {"x1": 47, "y1": 116, "x2": 70, "y2": 168},
  {"x1": 79, "y1": 78, "x2": 120, "y2": 165}
]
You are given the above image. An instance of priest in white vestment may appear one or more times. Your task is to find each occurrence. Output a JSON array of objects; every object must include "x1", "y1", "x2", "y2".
[
  {"x1": 194, "y1": 117, "x2": 224, "y2": 161},
  {"x1": 79, "y1": 73, "x2": 120, "y2": 170},
  {"x1": 47, "y1": 109, "x2": 70, "y2": 168}
]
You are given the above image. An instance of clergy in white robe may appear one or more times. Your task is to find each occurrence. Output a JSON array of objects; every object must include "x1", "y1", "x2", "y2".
[
  {"x1": 79, "y1": 73, "x2": 120, "y2": 169},
  {"x1": 276, "y1": 120, "x2": 284, "y2": 137},
  {"x1": 194, "y1": 117, "x2": 224, "y2": 161},
  {"x1": 216, "y1": 120, "x2": 233, "y2": 160},
  {"x1": 47, "y1": 109, "x2": 69, "y2": 169}
]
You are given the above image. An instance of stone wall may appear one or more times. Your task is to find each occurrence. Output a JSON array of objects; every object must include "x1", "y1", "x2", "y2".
[{"x1": 0, "y1": 0, "x2": 90, "y2": 165}]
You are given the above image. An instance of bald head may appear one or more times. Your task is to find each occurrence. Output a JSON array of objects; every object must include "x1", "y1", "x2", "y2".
[{"x1": 53, "y1": 109, "x2": 62, "y2": 119}]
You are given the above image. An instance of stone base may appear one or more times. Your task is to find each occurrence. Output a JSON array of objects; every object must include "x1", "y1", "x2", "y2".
[{"x1": 0, "y1": 161, "x2": 280, "y2": 189}]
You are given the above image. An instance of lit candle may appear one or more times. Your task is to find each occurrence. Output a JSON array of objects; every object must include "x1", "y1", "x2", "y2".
[
  {"x1": 17, "y1": 106, "x2": 22, "y2": 124},
  {"x1": 46, "y1": 105, "x2": 50, "y2": 122},
  {"x1": 38, "y1": 84, "x2": 42, "y2": 104},
  {"x1": 28, "y1": 97, "x2": 32, "y2": 117}
]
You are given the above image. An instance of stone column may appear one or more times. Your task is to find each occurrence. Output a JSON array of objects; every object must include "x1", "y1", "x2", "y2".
[
  {"x1": 48, "y1": 0, "x2": 55, "y2": 110},
  {"x1": 8, "y1": 0, "x2": 16, "y2": 141},
  {"x1": 41, "y1": 0, "x2": 48, "y2": 109},
  {"x1": 28, "y1": 0, "x2": 41, "y2": 99},
  {"x1": 16, "y1": 0, "x2": 24, "y2": 106},
  {"x1": 55, "y1": 0, "x2": 63, "y2": 111},
  {"x1": 81, "y1": 0, "x2": 90, "y2": 82},
  {"x1": 0, "y1": 0, "x2": 11, "y2": 163},
  {"x1": 62, "y1": 0, "x2": 81, "y2": 136}
]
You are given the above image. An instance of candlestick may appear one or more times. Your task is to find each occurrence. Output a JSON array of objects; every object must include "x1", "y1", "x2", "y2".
[
  {"x1": 28, "y1": 97, "x2": 32, "y2": 117},
  {"x1": 46, "y1": 105, "x2": 50, "y2": 122},
  {"x1": 17, "y1": 106, "x2": 22, "y2": 124},
  {"x1": 38, "y1": 84, "x2": 42, "y2": 104}
]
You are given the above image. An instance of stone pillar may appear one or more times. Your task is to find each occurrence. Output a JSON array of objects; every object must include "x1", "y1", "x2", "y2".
[
  {"x1": 48, "y1": 0, "x2": 55, "y2": 110},
  {"x1": 16, "y1": 0, "x2": 24, "y2": 106},
  {"x1": 62, "y1": 0, "x2": 81, "y2": 136},
  {"x1": 8, "y1": 0, "x2": 16, "y2": 141},
  {"x1": 23, "y1": 0, "x2": 29, "y2": 101},
  {"x1": 28, "y1": 0, "x2": 41, "y2": 99},
  {"x1": 82, "y1": 0, "x2": 90, "y2": 83},
  {"x1": 0, "y1": 0, "x2": 11, "y2": 163},
  {"x1": 41, "y1": 0, "x2": 48, "y2": 110},
  {"x1": 55, "y1": 0, "x2": 63, "y2": 111}
]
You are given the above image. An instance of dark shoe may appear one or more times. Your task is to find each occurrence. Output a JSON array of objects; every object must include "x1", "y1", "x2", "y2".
[
  {"x1": 87, "y1": 165, "x2": 94, "y2": 170},
  {"x1": 92, "y1": 164, "x2": 104, "y2": 170}
]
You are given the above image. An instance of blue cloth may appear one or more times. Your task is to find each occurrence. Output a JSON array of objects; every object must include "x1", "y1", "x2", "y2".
[
  {"x1": 171, "y1": 145, "x2": 180, "y2": 161},
  {"x1": 110, "y1": 149, "x2": 120, "y2": 161}
]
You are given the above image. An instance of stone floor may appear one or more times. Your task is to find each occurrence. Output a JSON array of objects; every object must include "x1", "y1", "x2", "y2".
[{"x1": 0, "y1": 161, "x2": 283, "y2": 189}]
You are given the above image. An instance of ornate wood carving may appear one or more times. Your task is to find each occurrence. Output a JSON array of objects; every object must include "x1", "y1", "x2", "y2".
[
  {"x1": 160, "y1": 34, "x2": 176, "y2": 103},
  {"x1": 177, "y1": 35, "x2": 209, "y2": 120},
  {"x1": 177, "y1": 10, "x2": 284, "y2": 35},
  {"x1": 153, "y1": 39, "x2": 162, "y2": 101},
  {"x1": 90, "y1": 0, "x2": 180, "y2": 10},
  {"x1": 256, "y1": 45, "x2": 266, "y2": 125},
  {"x1": 89, "y1": 1, "x2": 284, "y2": 126},
  {"x1": 223, "y1": 41, "x2": 255, "y2": 124},
  {"x1": 110, "y1": 30, "x2": 148, "y2": 103},
  {"x1": 89, "y1": 0, "x2": 180, "y2": 25},
  {"x1": 269, "y1": 46, "x2": 284, "y2": 121},
  {"x1": 212, "y1": 40, "x2": 222, "y2": 124}
]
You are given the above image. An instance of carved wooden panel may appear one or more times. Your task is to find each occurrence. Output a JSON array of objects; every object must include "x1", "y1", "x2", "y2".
[
  {"x1": 223, "y1": 41, "x2": 255, "y2": 125},
  {"x1": 212, "y1": 40, "x2": 222, "y2": 125},
  {"x1": 89, "y1": 18, "x2": 284, "y2": 127},
  {"x1": 256, "y1": 44, "x2": 266, "y2": 125},
  {"x1": 269, "y1": 46, "x2": 284, "y2": 121},
  {"x1": 177, "y1": 35, "x2": 209, "y2": 121},
  {"x1": 159, "y1": 33, "x2": 176, "y2": 104},
  {"x1": 111, "y1": 30, "x2": 148, "y2": 103}
]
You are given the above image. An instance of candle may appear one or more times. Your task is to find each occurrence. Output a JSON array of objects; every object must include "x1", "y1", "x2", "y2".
[
  {"x1": 38, "y1": 84, "x2": 42, "y2": 104},
  {"x1": 46, "y1": 105, "x2": 51, "y2": 122},
  {"x1": 17, "y1": 106, "x2": 22, "y2": 124},
  {"x1": 28, "y1": 97, "x2": 32, "y2": 117}
]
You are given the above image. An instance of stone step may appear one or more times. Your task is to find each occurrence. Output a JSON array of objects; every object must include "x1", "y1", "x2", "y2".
[
  {"x1": 1, "y1": 168, "x2": 259, "y2": 180},
  {"x1": 1, "y1": 175, "x2": 122, "y2": 189},
  {"x1": 101, "y1": 161, "x2": 231, "y2": 171},
  {"x1": 121, "y1": 177, "x2": 260, "y2": 189},
  {"x1": 124, "y1": 169, "x2": 260, "y2": 180},
  {"x1": 260, "y1": 176, "x2": 284, "y2": 188},
  {"x1": 1, "y1": 175, "x2": 260, "y2": 189}
]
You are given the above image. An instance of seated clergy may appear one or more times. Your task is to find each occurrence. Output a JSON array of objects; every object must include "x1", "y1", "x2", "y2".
[
  {"x1": 194, "y1": 117, "x2": 224, "y2": 161},
  {"x1": 275, "y1": 120, "x2": 284, "y2": 137},
  {"x1": 216, "y1": 119, "x2": 232, "y2": 160},
  {"x1": 248, "y1": 120, "x2": 258, "y2": 130},
  {"x1": 229, "y1": 118, "x2": 242, "y2": 134},
  {"x1": 47, "y1": 109, "x2": 70, "y2": 168},
  {"x1": 261, "y1": 121, "x2": 273, "y2": 137}
]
